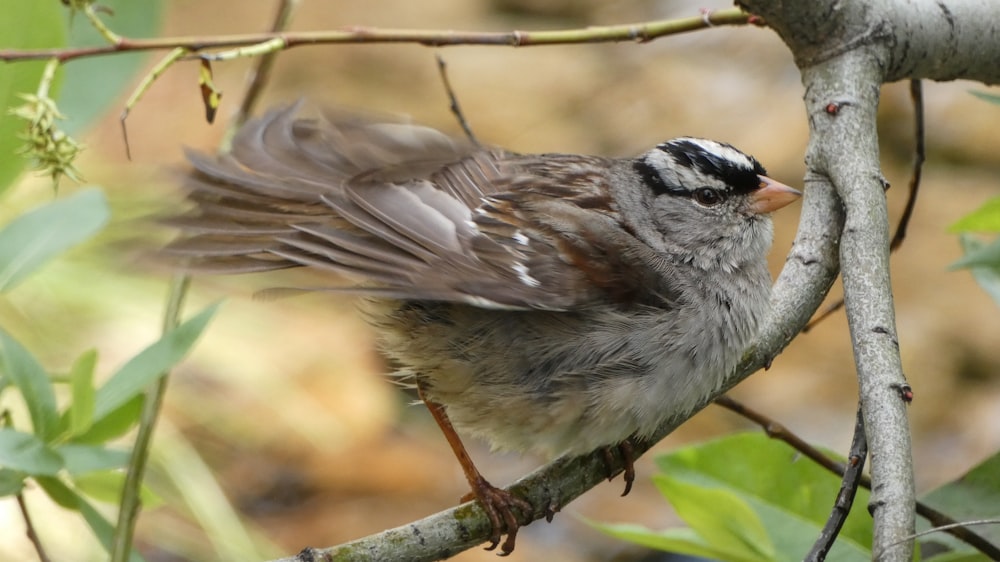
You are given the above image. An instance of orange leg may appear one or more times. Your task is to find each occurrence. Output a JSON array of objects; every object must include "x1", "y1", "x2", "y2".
[{"x1": 417, "y1": 382, "x2": 533, "y2": 555}]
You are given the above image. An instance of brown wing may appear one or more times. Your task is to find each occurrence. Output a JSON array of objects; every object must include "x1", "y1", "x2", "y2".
[{"x1": 165, "y1": 103, "x2": 642, "y2": 310}]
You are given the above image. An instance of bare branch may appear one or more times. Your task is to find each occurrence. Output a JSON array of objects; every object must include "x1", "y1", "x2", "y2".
[
  {"x1": 232, "y1": 0, "x2": 301, "y2": 128},
  {"x1": 434, "y1": 54, "x2": 478, "y2": 145},
  {"x1": 911, "y1": 507, "x2": 1000, "y2": 559},
  {"x1": 806, "y1": 406, "x2": 868, "y2": 562},
  {"x1": 804, "y1": 78, "x2": 926, "y2": 332},
  {"x1": 1, "y1": 9, "x2": 753, "y2": 63},
  {"x1": 715, "y1": 396, "x2": 852, "y2": 478},
  {"x1": 806, "y1": 49, "x2": 915, "y2": 562},
  {"x1": 889, "y1": 80, "x2": 925, "y2": 252},
  {"x1": 17, "y1": 494, "x2": 51, "y2": 562}
]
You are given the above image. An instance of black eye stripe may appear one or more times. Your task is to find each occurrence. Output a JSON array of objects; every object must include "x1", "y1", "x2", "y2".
[
  {"x1": 659, "y1": 140, "x2": 765, "y2": 196},
  {"x1": 632, "y1": 158, "x2": 730, "y2": 205},
  {"x1": 632, "y1": 159, "x2": 687, "y2": 197}
]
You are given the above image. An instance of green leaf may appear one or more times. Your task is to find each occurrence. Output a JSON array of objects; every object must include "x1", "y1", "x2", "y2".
[
  {"x1": 927, "y1": 553, "x2": 997, "y2": 562},
  {"x1": 92, "y1": 303, "x2": 220, "y2": 421},
  {"x1": 71, "y1": 394, "x2": 144, "y2": 445},
  {"x1": 950, "y1": 197, "x2": 1000, "y2": 233},
  {"x1": 955, "y1": 235, "x2": 1000, "y2": 306},
  {"x1": 68, "y1": 349, "x2": 98, "y2": 438},
  {"x1": 36, "y1": 475, "x2": 76, "y2": 508},
  {"x1": 56, "y1": 443, "x2": 129, "y2": 475},
  {"x1": 73, "y1": 470, "x2": 162, "y2": 507},
  {"x1": 654, "y1": 473, "x2": 775, "y2": 561},
  {"x1": 919, "y1": 450, "x2": 1000, "y2": 556},
  {"x1": 0, "y1": 468, "x2": 26, "y2": 496},
  {"x1": 0, "y1": 329, "x2": 59, "y2": 440},
  {"x1": 970, "y1": 90, "x2": 1000, "y2": 106},
  {"x1": 951, "y1": 235, "x2": 1000, "y2": 269},
  {"x1": 650, "y1": 433, "x2": 873, "y2": 561},
  {"x1": 60, "y1": 0, "x2": 164, "y2": 135},
  {"x1": 594, "y1": 522, "x2": 754, "y2": 561},
  {"x1": 0, "y1": 0, "x2": 67, "y2": 193},
  {"x1": 0, "y1": 428, "x2": 63, "y2": 475},
  {"x1": 36, "y1": 476, "x2": 145, "y2": 562},
  {"x1": 0, "y1": 188, "x2": 110, "y2": 292}
]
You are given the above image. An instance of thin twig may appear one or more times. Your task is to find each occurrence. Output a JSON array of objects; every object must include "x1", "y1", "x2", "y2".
[
  {"x1": 232, "y1": 0, "x2": 301, "y2": 131},
  {"x1": 890, "y1": 79, "x2": 924, "y2": 251},
  {"x1": 911, "y1": 504, "x2": 1000, "y2": 559},
  {"x1": 803, "y1": 79, "x2": 927, "y2": 332},
  {"x1": 119, "y1": 47, "x2": 188, "y2": 160},
  {"x1": 434, "y1": 53, "x2": 478, "y2": 145},
  {"x1": 806, "y1": 405, "x2": 868, "y2": 562},
  {"x1": 16, "y1": 493, "x2": 51, "y2": 562},
  {"x1": 80, "y1": 3, "x2": 122, "y2": 44},
  {"x1": 2, "y1": 9, "x2": 753, "y2": 63},
  {"x1": 714, "y1": 395, "x2": 850, "y2": 476},
  {"x1": 714, "y1": 395, "x2": 1000, "y2": 558},
  {"x1": 877, "y1": 518, "x2": 1000, "y2": 560}
]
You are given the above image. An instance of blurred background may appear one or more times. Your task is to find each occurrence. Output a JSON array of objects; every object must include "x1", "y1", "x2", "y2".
[{"x1": 1, "y1": 0, "x2": 999, "y2": 560}]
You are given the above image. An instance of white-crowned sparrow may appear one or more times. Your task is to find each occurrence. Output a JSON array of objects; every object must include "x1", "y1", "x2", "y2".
[{"x1": 166, "y1": 103, "x2": 800, "y2": 554}]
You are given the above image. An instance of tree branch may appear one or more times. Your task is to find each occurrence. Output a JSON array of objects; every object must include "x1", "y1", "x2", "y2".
[
  {"x1": 232, "y1": 0, "x2": 301, "y2": 130},
  {"x1": 887, "y1": 1, "x2": 1000, "y2": 83},
  {"x1": 16, "y1": 493, "x2": 51, "y2": 562},
  {"x1": 806, "y1": 406, "x2": 868, "y2": 562},
  {"x1": 889, "y1": 80, "x2": 925, "y2": 252},
  {"x1": 0, "y1": 9, "x2": 753, "y2": 63},
  {"x1": 803, "y1": 78, "x2": 926, "y2": 332},
  {"x1": 807, "y1": 46, "x2": 916, "y2": 562}
]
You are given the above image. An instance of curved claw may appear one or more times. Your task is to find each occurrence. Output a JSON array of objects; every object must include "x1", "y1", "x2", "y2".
[
  {"x1": 601, "y1": 438, "x2": 638, "y2": 496},
  {"x1": 619, "y1": 439, "x2": 636, "y2": 497},
  {"x1": 465, "y1": 476, "x2": 533, "y2": 555},
  {"x1": 544, "y1": 499, "x2": 560, "y2": 523}
]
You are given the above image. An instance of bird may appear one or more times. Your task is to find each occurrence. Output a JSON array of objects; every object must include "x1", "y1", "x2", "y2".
[{"x1": 164, "y1": 103, "x2": 801, "y2": 554}]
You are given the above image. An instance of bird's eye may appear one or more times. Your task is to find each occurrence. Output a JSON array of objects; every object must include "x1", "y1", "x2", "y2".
[{"x1": 693, "y1": 187, "x2": 722, "y2": 206}]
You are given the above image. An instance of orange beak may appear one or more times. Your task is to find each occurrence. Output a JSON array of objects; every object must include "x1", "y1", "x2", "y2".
[{"x1": 749, "y1": 176, "x2": 801, "y2": 214}]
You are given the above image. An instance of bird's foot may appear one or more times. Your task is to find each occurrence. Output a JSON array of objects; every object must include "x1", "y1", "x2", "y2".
[
  {"x1": 601, "y1": 438, "x2": 637, "y2": 496},
  {"x1": 461, "y1": 476, "x2": 534, "y2": 555}
]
